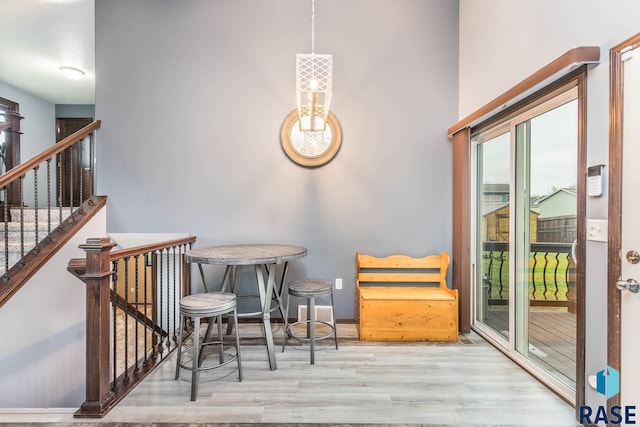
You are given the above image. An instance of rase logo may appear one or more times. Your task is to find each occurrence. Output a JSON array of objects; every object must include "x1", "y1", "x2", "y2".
[
  {"x1": 579, "y1": 366, "x2": 636, "y2": 425},
  {"x1": 597, "y1": 365, "x2": 620, "y2": 399}
]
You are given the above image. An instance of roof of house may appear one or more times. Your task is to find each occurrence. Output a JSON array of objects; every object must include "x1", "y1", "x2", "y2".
[
  {"x1": 483, "y1": 202, "x2": 509, "y2": 216},
  {"x1": 483, "y1": 183, "x2": 510, "y2": 193},
  {"x1": 483, "y1": 202, "x2": 540, "y2": 216},
  {"x1": 535, "y1": 188, "x2": 577, "y2": 204}
]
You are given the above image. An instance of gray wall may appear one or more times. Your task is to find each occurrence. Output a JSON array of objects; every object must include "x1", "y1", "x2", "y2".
[
  {"x1": 0, "y1": 80, "x2": 55, "y2": 163},
  {"x1": 0, "y1": 80, "x2": 56, "y2": 206},
  {"x1": 459, "y1": 0, "x2": 640, "y2": 413},
  {"x1": 55, "y1": 104, "x2": 95, "y2": 119},
  {"x1": 95, "y1": 0, "x2": 459, "y2": 319}
]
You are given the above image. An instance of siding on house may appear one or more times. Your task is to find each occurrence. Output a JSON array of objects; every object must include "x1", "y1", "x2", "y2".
[{"x1": 536, "y1": 189, "x2": 577, "y2": 218}]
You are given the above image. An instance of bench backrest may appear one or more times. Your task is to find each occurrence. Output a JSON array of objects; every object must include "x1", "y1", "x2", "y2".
[{"x1": 356, "y1": 251, "x2": 449, "y2": 289}]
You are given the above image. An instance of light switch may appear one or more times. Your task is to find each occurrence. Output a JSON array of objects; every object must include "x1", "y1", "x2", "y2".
[{"x1": 587, "y1": 219, "x2": 608, "y2": 242}]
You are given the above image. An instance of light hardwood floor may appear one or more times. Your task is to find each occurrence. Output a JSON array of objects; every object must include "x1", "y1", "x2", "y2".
[{"x1": 0, "y1": 323, "x2": 579, "y2": 426}]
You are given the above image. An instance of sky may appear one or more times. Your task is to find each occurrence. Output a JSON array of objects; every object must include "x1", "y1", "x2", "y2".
[{"x1": 478, "y1": 99, "x2": 577, "y2": 197}]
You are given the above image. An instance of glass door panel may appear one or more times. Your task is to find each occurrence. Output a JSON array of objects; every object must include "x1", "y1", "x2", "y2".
[
  {"x1": 517, "y1": 99, "x2": 578, "y2": 388},
  {"x1": 473, "y1": 89, "x2": 578, "y2": 396},
  {"x1": 475, "y1": 130, "x2": 511, "y2": 340}
]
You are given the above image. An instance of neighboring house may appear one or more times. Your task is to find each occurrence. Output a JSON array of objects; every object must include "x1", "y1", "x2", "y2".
[
  {"x1": 482, "y1": 183, "x2": 510, "y2": 203},
  {"x1": 534, "y1": 189, "x2": 577, "y2": 243},
  {"x1": 535, "y1": 188, "x2": 577, "y2": 218}
]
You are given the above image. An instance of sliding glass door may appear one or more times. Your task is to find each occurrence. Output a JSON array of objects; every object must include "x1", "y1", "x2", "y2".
[
  {"x1": 475, "y1": 127, "x2": 511, "y2": 340},
  {"x1": 473, "y1": 87, "x2": 578, "y2": 395}
]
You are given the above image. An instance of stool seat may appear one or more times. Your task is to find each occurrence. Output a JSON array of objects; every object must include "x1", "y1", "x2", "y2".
[
  {"x1": 175, "y1": 291, "x2": 242, "y2": 401},
  {"x1": 287, "y1": 279, "x2": 333, "y2": 297},
  {"x1": 282, "y1": 278, "x2": 338, "y2": 364},
  {"x1": 180, "y1": 292, "x2": 237, "y2": 315}
]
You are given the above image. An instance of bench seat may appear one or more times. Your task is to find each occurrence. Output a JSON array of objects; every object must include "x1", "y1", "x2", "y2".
[
  {"x1": 359, "y1": 286, "x2": 457, "y2": 301},
  {"x1": 356, "y1": 252, "x2": 458, "y2": 342}
]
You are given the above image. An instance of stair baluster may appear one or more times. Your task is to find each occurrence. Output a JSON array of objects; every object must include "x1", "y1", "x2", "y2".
[
  {"x1": 3, "y1": 187, "x2": 8, "y2": 282},
  {"x1": 111, "y1": 260, "x2": 119, "y2": 393},
  {"x1": 68, "y1": 147, "x2": 74, "y2": 222},
  {"x1": 133, "y1": 254, "x2": 140, "y2": 375},
  {"x1": 123, "y1": 257, "x2": 130, "y2": 385},
  {"x1": 78, "y1": 140, "x2": 84, "y2": 214},
  {"x1": 18, "y1": 176, "x2": 24, "y2": 266},
  {"x1": 33, "y1": 165, "x2": 39, "y2": 254},
  {"x1": 46, "y1": 159, "x2": 51, "y2": 240}
]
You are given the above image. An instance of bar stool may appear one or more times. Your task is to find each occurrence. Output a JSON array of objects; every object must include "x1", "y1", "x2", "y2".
[
  {"x1": 175, "y1": 292, "x2": 242, "y2": 401},
  {"x1": 282, "y1": 279, "x2": 338, "y2": 364}
]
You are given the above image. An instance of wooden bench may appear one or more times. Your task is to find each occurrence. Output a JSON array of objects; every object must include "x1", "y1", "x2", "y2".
[{"x1": 356, "y1": 251, "x2": 458, "y2": 342}]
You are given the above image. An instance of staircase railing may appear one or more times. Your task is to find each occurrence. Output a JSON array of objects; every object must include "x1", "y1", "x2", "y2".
[
  {"x1": 68, "y1": 235, "x2": 196, "y2": 418},
  {"x1": 0, "y1": 120, "x2": 102, "y2": 309}
]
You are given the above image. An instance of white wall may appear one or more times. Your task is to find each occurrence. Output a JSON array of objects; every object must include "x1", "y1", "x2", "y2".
[
  {"x1": 95, "y1": 0, "x2": 459, "y2": 319},
  {"x1": 0, "y1": 206, "x2": 107, "y2": 408},
  {"x1": 459, "y1": 0, "x2": 640, "y2": 412}
]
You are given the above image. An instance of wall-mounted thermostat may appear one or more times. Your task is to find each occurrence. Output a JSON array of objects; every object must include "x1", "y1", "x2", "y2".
[{"x1": 587, "y1": 164, "x2": 605, "y2": 197}]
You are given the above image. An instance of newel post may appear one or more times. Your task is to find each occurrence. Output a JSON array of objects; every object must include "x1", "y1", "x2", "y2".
[{"x1": 75, "y1": 237, "x2": 117, "y2": 418}]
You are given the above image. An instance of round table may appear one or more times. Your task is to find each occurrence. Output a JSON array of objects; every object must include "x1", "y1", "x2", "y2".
[{"x1": 185, "y1": 244, "x2": 307, "y2": 370}]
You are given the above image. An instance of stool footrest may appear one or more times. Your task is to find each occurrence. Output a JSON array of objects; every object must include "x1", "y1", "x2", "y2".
[
  {"x1": 285, "y1": 320, "x2": 336, "y2": 342},
  {"x1": 177, "y1": 342, "x2": 239, "y2": 373},
  {"x1": 282, "y1": 279, "x2": 339, "y2": 364}
]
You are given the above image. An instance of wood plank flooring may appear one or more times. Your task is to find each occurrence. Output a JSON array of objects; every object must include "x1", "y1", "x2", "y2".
[{"x1": 0, "y1": 323, "x2": 579, "y2": 426}]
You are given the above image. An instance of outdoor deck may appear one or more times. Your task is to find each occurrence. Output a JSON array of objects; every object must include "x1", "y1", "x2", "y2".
[{"x1": 485, "y1": 308, "x2": 576, "y2": 383}]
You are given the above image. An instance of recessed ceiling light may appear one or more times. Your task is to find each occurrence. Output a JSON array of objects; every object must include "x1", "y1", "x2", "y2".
[{"x1": 60, "y1": 66, "x2": 85, "y2": 80}]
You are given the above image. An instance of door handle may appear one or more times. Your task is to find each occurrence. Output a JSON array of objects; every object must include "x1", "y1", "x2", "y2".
[{"x1": 616, "y1": 277, "x2": 640, "y2": 293}]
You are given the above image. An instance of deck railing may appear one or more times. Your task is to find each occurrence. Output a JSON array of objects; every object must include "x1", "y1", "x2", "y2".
[
  {"x1": 68, "y1": 235, "x2": 196, "y2": 418},
  {"x1": 482, "y1": 241, "x2": 576, "y2": 310}
]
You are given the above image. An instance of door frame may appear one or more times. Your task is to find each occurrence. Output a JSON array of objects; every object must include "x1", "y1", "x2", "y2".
[
  {"x1": 607, "y1": 31, "x2": 640, "y2": 413},
  {"x1": 449, "y1": 48, "x2": 599, "y2": 413},
  {"x1": 469, "y1": 79, "x2": 585, "y2": 405},
  {"x1": 0, "y1": 97, "x2": 23, "y2": 208},
  {"x1": 56, "y1": 117, "x2": 94, "y2": 207}
]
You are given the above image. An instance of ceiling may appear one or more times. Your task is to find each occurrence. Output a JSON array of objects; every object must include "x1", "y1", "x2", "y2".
[{"x1": 0, "y1": 0, "x2": 95, "y2": 105}]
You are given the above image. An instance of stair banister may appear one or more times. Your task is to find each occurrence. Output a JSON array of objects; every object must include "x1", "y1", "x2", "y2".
[
  {"x1": 0, "y1": 120, "x2": 101, "y2": 188},
  {"x1": 70, "y1": 235, "x2": 196, "y2": 418},
  {"x1": 76, "y1": 237, "x2": 117, "y2": 417},
  {"x1": 0, "y1": 120, "x2": 103, "y2": 308}
]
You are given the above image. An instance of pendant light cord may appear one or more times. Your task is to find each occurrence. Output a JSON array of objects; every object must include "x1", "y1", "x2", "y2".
[{"x1": 311, "y1": 0, "x2": 315, "y2": 54}]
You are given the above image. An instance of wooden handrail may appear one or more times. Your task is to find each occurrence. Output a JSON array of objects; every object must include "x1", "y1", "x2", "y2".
[
  {"x1": 0, "y1": 122, "x2": 11, "y2": 132},
  {"x1": 109, "y1": 236, "x2": 197, "y2": 261},
  {"x1": 0, "y1": 120, "x2": 101, "y2": 187},
  {"x1": 68, "y1": 236, "x2": 197, "y2": 276}
]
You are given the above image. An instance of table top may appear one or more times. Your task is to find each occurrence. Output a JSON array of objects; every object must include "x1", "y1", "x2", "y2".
[{"x1": 185, "y1": 244, "x2": 307, "y2": 265}]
